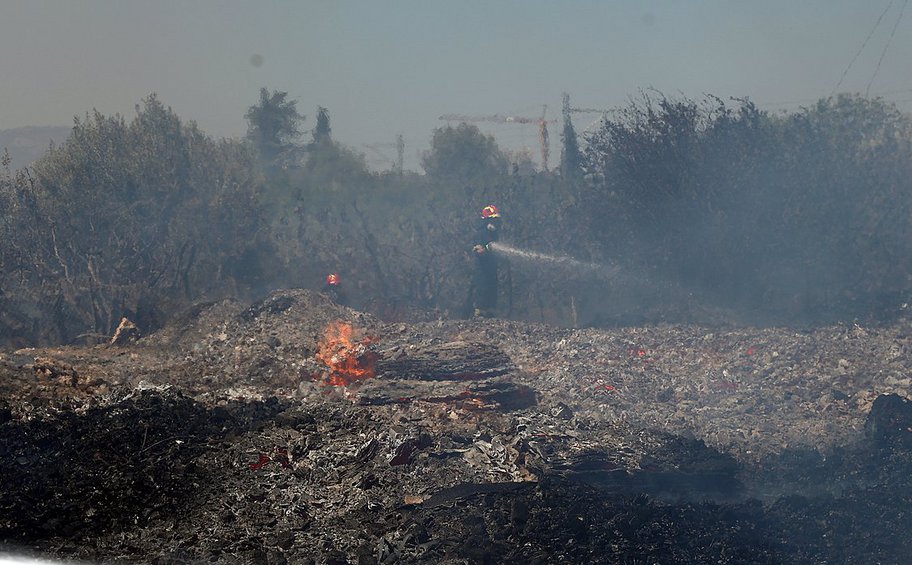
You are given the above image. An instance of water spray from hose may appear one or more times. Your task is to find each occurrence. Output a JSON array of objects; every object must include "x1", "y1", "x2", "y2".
[
  {"x1": 490, "y1": 241, "x2": 693, "y2": 299},
  {"x1": 488, "y1": 242, "x2": 741, "y2": 324},
  {"x1": 489, "y1": 242, "x2": 622, "y2": 279},
  {"x1": 489, "y1": 242, "x2": 738, "y2": 323}
]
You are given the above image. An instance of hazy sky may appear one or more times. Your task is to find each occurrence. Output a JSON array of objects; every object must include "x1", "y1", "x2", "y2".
[{"x1": 3, "y1": 1, "x2": 912, "y2": 170}]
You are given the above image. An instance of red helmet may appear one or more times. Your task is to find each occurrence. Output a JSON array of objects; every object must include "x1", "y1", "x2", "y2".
[
  {"x1": 481, "y1": 205, "x2": 501, "y2": 219},
  {"x1": 326, "y1": 273, "x2": 340, "y2": 286}
]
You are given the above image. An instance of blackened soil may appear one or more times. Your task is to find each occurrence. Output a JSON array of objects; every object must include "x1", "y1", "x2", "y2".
[
  {"x1": 0, "y1": 387, "x2": 288, "y2": 545},
  {"x1": 1, "y1": 291, "x2": 912, "y2": 563}
]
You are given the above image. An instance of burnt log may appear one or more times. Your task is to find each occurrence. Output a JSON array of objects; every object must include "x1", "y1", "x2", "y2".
[
  {"x1": 376, "y1": 341, "x2": 514, "y2": 381},
  {"x1": 358, "y1": 379, "x2": 536, "y2": 412}
]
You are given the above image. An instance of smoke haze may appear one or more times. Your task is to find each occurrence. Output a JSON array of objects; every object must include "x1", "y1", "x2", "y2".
[{"x1": 3, "y1": 2, "x2": 912, "y2": 171}]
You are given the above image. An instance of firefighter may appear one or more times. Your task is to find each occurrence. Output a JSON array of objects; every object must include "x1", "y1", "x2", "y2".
[
  {"x1": 321, "y1": 272, "x2": 350, "y2": 306},
  {"x1": 471, "y1": 204, "x2": 502, "y2": 317}
]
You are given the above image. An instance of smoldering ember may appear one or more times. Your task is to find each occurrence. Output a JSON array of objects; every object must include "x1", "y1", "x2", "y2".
[{"x1": 0, "y1": 289, "x2": 911, "y2": 564}]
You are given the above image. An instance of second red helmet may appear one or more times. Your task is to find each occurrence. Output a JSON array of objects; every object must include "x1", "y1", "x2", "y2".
[{"x1": 481, "y1": 205, "x2": 501, "y2": 219}]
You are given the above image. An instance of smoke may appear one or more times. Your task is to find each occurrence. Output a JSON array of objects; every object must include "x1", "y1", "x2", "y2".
[{"x1": 490, "y1": 241, "x2": 742, "y2": 326}]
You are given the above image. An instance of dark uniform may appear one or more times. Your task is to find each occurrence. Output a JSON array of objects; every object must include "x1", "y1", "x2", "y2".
[
  {"x1": 322, "y1": 284, "x2": 349, "y2": 306},
  {"x1": 321, "y1": 274, "x2": 350, "y2": 306},
  {"x1": 472, "y1": 215, "x2": 501, "y2": 317}
]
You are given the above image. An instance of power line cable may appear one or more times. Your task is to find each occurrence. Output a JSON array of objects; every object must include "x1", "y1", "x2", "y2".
[
  {"x1": 832, "y1": 0, "x2": 895, "y2": 95},
  {"x1": 866, "y1": 0, "x2": 909, "y2": 96}
]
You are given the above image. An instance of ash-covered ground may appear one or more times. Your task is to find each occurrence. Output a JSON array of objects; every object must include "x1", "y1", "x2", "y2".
[{"x1": 2, "y1": 290, "x2": 912, "y2": 564}]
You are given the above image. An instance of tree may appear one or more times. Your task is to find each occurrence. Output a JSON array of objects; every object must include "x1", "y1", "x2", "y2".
[
  {"x1": 582, "y1": 91, "x2": 912, "y2": 323},
  {"x1": 559, "y1": 114, "x2": 582, "y2": 178},
  {"x1": 312, "y1": 106, "x2": 332, "y2": 145},
  {"x1": 244, "y1": 88, "x2": 305, "y2": 161},
  {"x1": 421, "y1": 123, "x2": 509, "y2": 185},
  {"x1": 303, "y1": 105, "x2": 363, "y2": 181},
  {"x1": 8, "y1": 95, "x2": 270, "y2": 342}
]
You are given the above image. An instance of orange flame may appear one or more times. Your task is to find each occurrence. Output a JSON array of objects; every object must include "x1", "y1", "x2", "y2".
[{"x1": 315, "y1": 321, "x2": 379, "y2": 386}]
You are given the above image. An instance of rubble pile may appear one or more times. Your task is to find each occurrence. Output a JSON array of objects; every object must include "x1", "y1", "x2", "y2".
[
  {"x1": 1, "y1": 289, "x2": 912, "y2": 563},
  {"x1": 414, "y1": 318, "x2": 912, "y2": 459}
]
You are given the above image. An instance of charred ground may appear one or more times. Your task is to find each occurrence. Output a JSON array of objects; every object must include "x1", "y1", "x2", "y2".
[{"x1": 2, "y1": 290, "x2": 912, "y2": 563}]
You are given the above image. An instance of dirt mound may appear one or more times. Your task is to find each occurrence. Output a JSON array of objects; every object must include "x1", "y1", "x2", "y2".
[{"x1": 145, "y1": 289, "x2": 378, "y2": 349}]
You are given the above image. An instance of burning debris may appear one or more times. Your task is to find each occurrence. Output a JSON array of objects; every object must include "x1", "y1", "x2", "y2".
[
  {"x1": 314, "y1": 321, "x2": 380, "y2": 387},
  {"x1": 309, "y1": 322, "x2": 532, "y2": 411}
]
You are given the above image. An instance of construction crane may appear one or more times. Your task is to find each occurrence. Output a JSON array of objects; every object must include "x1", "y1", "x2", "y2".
[
  {"x1": 562, "y1": 92, "x2": 616, "y2": 117},
  {"x1": 439, "y1": 106, "x2": 556, "y2": 171},
  {"x1": 562, "y1": 93, "x2": 615, "y2": 131},
  {"x1": 362, "y1": 133, "x2": 405, "y2": 173}
]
